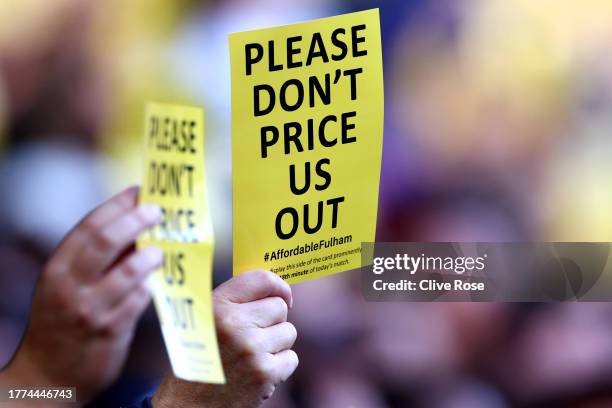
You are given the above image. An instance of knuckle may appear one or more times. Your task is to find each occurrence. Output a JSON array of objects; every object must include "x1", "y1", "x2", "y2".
[
  {"x1": 96, "y1": 315, "x2": 118, "y2": 337},
  {"x1": 215, "y1": 309, "x2": 235, "y2": 332},
  {"x1": 212, "y1": 288, "x2": 229, "y2": 304},
  {"x1": 81, "y1": 216, "x2": 102, "y2": 234},
  {"x1": 133, "y1": 208, "x2": 153, "y2": 226},
  {"x1": 215, "y1": 311, "x2": 240, "y2": 342},
  {"x1": 260, "y1": 270, "x2": 277, "y2": 284},
  {"x1": 122, "y1": 259, "x2": 141, "y2": 279},
  {"x1": 49, "y1": 284, "x2": 73, "y2": 310},
  {"x1": 239, "y1": 334, "x2": 261, "y2": 357},
  {"x1": 247, "y1": 269, "x2": 274, "y2": 285},
  {"x1": 252, "y1": 356, "x2": 275, "y2": 385},
  {"x1": 286, "y1": 322, "x2": 297, "y2": 341},
  {"x1": 75, "y1": 302, "x2": 98, "y2": 329},
  {"x1": 93, "y1": 229, "x2": 115, "y2": 251},
  {"x1": 273, "y1": 297, "x2": 288, "y2": 317}
]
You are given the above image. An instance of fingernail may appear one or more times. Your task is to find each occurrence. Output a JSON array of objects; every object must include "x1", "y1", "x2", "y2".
[
  {"x1": 140, "y1": 204, "x2": 162, "y2": 221},
  {"x1": 145, "y1": 246, "x2": 164, "y2": 264},
  {"x1": 289, "y1": 296, "x2": 294, "y2": 309}
]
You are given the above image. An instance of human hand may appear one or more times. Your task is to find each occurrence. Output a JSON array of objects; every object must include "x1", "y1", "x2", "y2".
[
  {"x1": 0, "y1": 186, "x2": 163, "y2": 404},
  {"x1": 152, "y1": 270, "x2": 298, "y2": 408}
]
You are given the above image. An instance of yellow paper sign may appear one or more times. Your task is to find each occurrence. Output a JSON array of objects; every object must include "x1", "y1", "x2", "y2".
[
  {"x1": 138, "y1": 102, "x2": 225, "y2": 383},
  {"x1": 230, "y1": 9, "x2": 384, "y2": 283}
]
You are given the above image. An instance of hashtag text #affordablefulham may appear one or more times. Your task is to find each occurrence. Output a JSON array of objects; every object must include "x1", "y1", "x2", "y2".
[{"x1": 268, "y1": 235, "x2": 352, "y2": 261}]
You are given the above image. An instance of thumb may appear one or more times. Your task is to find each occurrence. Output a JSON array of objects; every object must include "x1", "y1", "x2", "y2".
[{"x1": 214, "y1": 270, "x2": 292, "y2": 308}]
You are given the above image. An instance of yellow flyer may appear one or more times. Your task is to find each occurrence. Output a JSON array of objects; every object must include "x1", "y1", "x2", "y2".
[
  {"x1": 230, "y1": 9, "x2": 384, "y2": 283},
  {"x1": 137, "y1": 102, "x2": 225, "y2": 383}
]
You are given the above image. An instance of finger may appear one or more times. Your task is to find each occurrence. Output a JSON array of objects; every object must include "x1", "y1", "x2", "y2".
[
  {"x1": 269, "y1": 349, "x2": 299, "y2": 383},
  {"x1": 102, "y1": 284, "x2": 152, "y2": 336},
  {"x1": 260, "y1": 322, "x2": 297, "y2": 354},
  {"x1": 238, "y1": 296, "x2": 288, "y2": 328},
  {"x1": 71, "y1": 204, "x2": 162, "y2": 281},
  {"x1": 91, "y1": 246, "x2": 163, "y2": 310},
  {"x1": 215, "y1": 270, "x2": 292, "y2": 308},
  {"x1": 50, "y1": 186, "x2": 140, "y2": 268}
]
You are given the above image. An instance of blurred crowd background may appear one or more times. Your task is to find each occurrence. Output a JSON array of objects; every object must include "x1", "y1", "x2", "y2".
[{"x1": 1, "y1": 0, "x2": 612, "y2": 407}]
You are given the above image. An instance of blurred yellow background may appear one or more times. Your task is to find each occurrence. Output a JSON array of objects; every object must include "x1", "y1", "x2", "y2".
[{"x1": 1, "y1": 1, "x2": 612, "y2": 407}]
